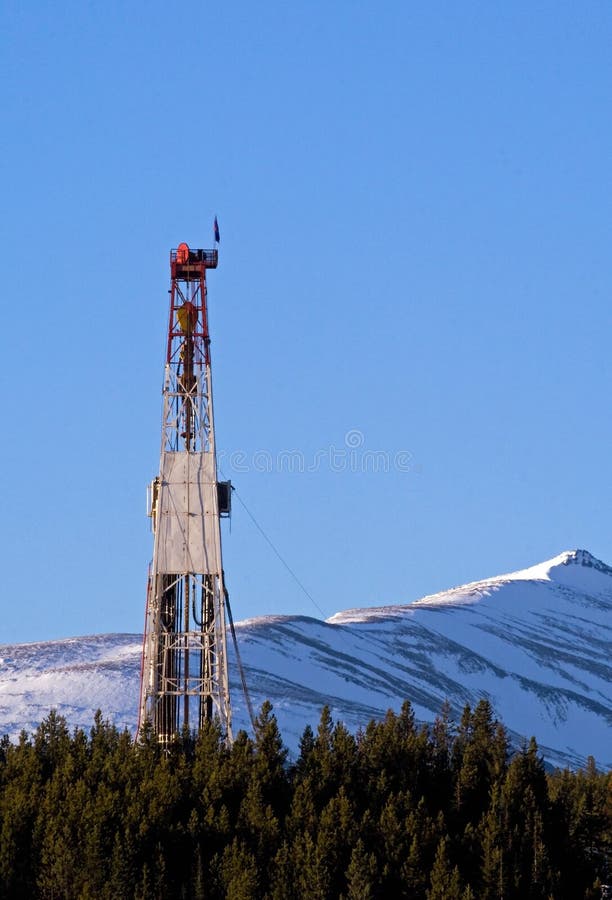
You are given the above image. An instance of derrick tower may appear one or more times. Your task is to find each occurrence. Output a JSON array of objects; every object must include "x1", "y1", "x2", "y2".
[{"x1": 139, "y1": 242, "x2": 233, "y2": 742}]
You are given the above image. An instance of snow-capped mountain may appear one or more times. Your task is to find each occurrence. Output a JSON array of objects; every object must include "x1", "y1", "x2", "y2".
[{"x1": 0, "y1": 549, "x2": 610, "y2": 770}]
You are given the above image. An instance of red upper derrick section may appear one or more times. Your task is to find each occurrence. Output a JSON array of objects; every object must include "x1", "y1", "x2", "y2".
[{"x1": 167, "y1": 243, "x2": 217, "y2": 366}]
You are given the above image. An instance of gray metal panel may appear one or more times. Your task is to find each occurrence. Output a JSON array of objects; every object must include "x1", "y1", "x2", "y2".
[{"x1": 156, "y1": 451, "x2": 221, "y2": 574}]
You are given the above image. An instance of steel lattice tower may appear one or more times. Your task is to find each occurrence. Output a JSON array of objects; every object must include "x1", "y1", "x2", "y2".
[{"x1": 139, "y1": 243, "x2": 232, "y2": 742}]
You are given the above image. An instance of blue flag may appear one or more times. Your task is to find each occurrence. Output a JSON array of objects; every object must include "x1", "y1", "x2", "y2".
[{"x1": 214, "y1": 216, "x2": 220, "y2": 243}]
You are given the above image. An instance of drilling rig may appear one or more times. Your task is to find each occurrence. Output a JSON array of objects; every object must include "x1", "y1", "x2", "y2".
[{"x1": 139, "y1": 242, "x2": 233, "y2": 742}]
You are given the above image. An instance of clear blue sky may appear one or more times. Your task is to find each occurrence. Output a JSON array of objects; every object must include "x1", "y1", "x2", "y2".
[{"x1": 1, "y1": 1, "x2": 611, "y2": 642}]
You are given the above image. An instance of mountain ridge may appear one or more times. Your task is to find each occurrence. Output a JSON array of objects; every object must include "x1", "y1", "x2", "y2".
[{"x1": 1, "y1": 549, "x2": 610, "y2": 770}]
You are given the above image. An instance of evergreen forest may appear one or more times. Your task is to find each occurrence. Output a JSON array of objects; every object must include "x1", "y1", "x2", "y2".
[{"x1": 0, "y1": 700, "x2": 609, "y2": 899}]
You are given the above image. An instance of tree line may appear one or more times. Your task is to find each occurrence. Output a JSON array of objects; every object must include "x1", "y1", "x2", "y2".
[{"x1": 0, "y1": 700, "x2": 609, "y2": 898}]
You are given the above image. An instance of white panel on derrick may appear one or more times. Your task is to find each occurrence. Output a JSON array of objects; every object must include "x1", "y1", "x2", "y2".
[{"x1": 156, "y1": 451, "x2": 221, "y2": 573}]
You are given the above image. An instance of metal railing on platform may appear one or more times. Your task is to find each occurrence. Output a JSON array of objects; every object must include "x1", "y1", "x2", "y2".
[{"x1": 170, "y1": 248, "x2": 218, "y2": 269}]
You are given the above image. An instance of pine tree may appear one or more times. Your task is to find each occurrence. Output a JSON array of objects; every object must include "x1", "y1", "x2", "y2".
[
  {"x1": 34, "y1": 710, "x2": 72, "y2": 778},
  {"x1": 479, "y1": 786, "x2": 507, "y2": 900},
  {"x1": 454, "y1": 700, "x2": 506, "y2": 829},
  {"x1": 252, "y1": 700, "x2": 289, "y2": 813},
  {"x1": 397, "y1": 799, "x2": 440, "y2": 897},
  {"x1": 217, "y1": 838, "x2": 259, "y2": 900},
  {"x1": 294, "y1": 724, "x2": 315, "y2": 778},
  {"x1": 316, "y1": 787, "x2": 358, "y2": 897},
  {"x1": 300, "y1": 706, "x2": 347, "y2": 813},
  {"x1": 237, "y1": 777, "x2": 280, "y2": 890},
  {"x1": 345, "y1": 838, "x2": 379, "y2": 899},
  {"x1": 429, "y1": 701, "x2": 454, "y2": 812},
  {"x1": 268, "y1": 840, "x2": 297, "y2": 900},
  {"x1": 427, "y1": 836, "x2": 462, "y2": 900},
  {"x1": 107, "y1": 829, "x2": 137, "y2": 899},
  {"x1": 331, "y1": 721, "x2": 358, "y2": 800},
  {"x1": 288, "y1": 830, "x2": 327, "y2": 899},
  {"x1": 499, "y1": 738, "x2": 552, "y2": 898},
  {"x1": 376, "y1": 792, "x2": 413, "y2": 896}
]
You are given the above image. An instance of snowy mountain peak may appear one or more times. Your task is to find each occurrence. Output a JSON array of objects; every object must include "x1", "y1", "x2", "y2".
[
  {"x1": 327, "y1": 549, "x2": 612, "y2": 622},
  {"x1": 496, "y1": 548, "x2": 612, "y2": 592},
  {"x1": 556, "y1": 548, "x2": 599, "y2": 567},
  {"x1": 549, "y1": 548, "x2": 612, "y2": 575}
]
